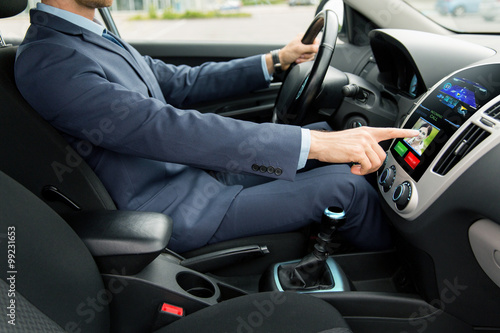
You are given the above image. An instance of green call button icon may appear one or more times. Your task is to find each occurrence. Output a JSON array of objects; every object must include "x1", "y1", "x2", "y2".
[{"x1": 394, "y1": 141, "x2": 408, "y2": 157}]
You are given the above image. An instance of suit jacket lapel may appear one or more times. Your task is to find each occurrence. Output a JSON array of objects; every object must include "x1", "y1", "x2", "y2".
[{"x1": 81, "y1": 30, "x2": 154, "y2": 92}]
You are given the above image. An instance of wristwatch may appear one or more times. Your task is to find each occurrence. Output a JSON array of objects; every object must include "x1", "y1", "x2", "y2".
[{"x1": 270, "y1": 49, "x2": 282, "y2": 73}]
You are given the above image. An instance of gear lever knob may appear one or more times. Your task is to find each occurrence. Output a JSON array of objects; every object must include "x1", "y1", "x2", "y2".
[{"x1": 320, "y1": 206, "x2": 346, "y2": 240}]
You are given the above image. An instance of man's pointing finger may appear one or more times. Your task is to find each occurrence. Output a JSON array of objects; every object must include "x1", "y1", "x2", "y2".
[{"x1": 369, "y1": 128, "x2": 420, "y2": 143}]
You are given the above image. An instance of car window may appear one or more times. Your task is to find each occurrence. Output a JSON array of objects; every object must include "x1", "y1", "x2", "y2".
[
  {"x1": 111, "y1": 1, "x2": 318, "y2": 43},
  {"x1": 0, "y1": 0, "x2": 105, "y2": 43},
  {"x1": 0, "y1": 6, "x2": 30, "y2": 43},
  {"x1": 405, "y1": 0, "x2": 500, "y2": 33},
  {"x1": 1, "y1": 1, "x2": 319, "y2": 45}
]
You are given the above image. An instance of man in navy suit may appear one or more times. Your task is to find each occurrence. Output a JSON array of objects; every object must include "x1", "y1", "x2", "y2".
[{"x1": 15, "y1": 0, "x2": 417, "y2": 253}]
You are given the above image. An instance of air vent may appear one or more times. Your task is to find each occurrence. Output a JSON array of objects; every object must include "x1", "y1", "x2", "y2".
[
  {"x1": 433, "y1": 124, "x2": 490, "y2": 176},
  {"x1": 484, "y1": 102, "x2": 500, "y2": 120}
]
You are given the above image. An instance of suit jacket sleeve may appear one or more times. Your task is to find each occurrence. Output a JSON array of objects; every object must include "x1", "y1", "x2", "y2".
[
  {"x1": 143, "y1": 55, "x2": 270, "y2": 108},
  {"x1": 15, "y1": 42, "x2": 302, "y2": 181}
]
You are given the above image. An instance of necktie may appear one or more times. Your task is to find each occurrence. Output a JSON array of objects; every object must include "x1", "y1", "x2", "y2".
[{"x1": 102, "y1": 30, "x2": 124, "y2": 49}]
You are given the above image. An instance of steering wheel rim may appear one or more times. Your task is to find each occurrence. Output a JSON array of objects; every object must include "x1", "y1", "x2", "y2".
[{"x1": 272, "y1": 10, "x2": 339, "y2": 125}]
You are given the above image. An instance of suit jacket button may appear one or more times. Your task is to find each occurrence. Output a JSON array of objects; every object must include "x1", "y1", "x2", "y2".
[
  {"x1": 252, "y1": 164, "x2": 260, "y2": 171},
  {"x1": 267, "y1": 166, "x2": 275, "y2": 174},
  {"x1": 275, "y1": 168, "x2": 283, "y2": 176},
  {"x1": 259, "y1": 165, "x2": 267, "y2": 173}
]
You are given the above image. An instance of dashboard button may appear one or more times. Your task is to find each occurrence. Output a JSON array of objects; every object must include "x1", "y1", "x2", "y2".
[
  {"x1": 480, "y1": 117, "x2": 495, "y2": 127},
  {"x1": 404, "y1": 152, "x2": 420, "y2": 169},
  {"x1": 394, "y1": 141, "x2": 408, "y2": 157}
]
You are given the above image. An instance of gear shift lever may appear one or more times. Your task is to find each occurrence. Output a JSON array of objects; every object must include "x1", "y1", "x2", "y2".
[
  {"x1": 277, "y1": 207, "x2": 346, "y2": 290},
  {"x1": 317, "y1": 206, "x2": 346, "y2": 256}
]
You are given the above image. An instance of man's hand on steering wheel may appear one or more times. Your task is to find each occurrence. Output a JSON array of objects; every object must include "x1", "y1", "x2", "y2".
[
  {"x1": 273, "y1": 10, "x2": 339, "y2": 125},
  {"x1": 265, "y1": 34, "x2": 319, "y2": 74}
]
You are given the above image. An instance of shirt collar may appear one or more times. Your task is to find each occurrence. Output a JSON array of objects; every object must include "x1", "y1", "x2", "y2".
[{"x1": 36, "y1": 2, "x2": 105, "y2": 36}]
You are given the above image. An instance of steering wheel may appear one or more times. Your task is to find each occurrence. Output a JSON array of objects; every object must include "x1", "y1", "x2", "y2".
[{"x1": 272, "y1": 10, "x2": 339, "y2": 125}]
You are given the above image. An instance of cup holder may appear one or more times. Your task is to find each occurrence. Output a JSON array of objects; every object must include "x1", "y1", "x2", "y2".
[{"x1": 176, "y1": 272, "x2": 216, "y2": 298}]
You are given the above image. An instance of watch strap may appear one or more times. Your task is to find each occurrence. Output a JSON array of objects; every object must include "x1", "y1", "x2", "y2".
[{"x1": 271, "y1": 49, "x2": 282, "y2": 73}]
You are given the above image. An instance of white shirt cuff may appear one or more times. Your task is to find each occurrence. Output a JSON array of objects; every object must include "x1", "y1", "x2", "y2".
[
  {"x1": 261, "y1": 54, "x2": 272, "y2": 82},
  {"x1": 298, "y1": 128, "x2": 311, "y2": 170}
]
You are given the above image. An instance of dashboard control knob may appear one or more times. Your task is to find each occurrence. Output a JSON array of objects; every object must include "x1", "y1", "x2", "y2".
[
  {"x1": 392, "y1": 181, "x2": 412, "y2": 210},
  {"x1": 378, "y1": 165, "x2": 396, "y2": 192}
]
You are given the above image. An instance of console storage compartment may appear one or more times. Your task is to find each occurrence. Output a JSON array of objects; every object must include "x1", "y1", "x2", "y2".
[{"x1": 67, "y1": 210, "x2": 173, "y2": 274}]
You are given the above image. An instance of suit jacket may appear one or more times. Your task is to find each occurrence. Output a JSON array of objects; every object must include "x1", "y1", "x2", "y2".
[{"x1": 15, "y1": 9, "x2": 302, "y2": 252}]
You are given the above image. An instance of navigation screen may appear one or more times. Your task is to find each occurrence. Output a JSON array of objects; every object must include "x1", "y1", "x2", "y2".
[
  {"x1": 390, "y1": 65, "x2": 498, "y2": 182},
  {"x1": 438, "y1": 77, "x2": 486, "y2": 111}
]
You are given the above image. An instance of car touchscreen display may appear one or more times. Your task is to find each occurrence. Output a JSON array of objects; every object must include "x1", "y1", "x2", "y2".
[{"x1": 390, "y1": 66, "x2": 495, "y2": 182}]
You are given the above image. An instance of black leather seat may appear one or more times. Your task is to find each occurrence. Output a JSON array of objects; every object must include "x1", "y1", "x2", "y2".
[{"x1": 0, "y1": 170, "x2": 352, "y2": 332}]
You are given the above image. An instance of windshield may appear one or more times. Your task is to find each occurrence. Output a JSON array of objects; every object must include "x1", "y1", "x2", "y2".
[{"x1": 405, "y1": 0, "x2": 500, "y2": 33}]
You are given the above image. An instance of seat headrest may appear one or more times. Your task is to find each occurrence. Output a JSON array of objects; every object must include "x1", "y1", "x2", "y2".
[{"x1": 0, "y1": 0, "x2": 28, "y2": 19}]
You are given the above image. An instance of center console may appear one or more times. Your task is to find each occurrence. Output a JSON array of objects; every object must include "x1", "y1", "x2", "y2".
[
  {"x1": 253, "y1": 63, "x2": 500, "y2": 333},
  {"x1": 378, "y1": 63, "x2": 500, "y2": 220},
  {"x1": 67, "y1": 210, "x2": 250, "y2": 332}
]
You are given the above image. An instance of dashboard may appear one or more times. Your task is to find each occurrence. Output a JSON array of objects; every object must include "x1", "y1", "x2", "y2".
[
  {"x1": 367, "y1": 29, "x2": 500, "y2": 220},
  {"x1": 378, "y1": 63, "x2": 500, "y2": 218},
  {"x1": 342, "y1": 28, "x2": 500, "y2": 326}
]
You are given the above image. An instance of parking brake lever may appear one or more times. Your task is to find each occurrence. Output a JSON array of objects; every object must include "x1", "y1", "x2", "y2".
[{"x1": 42, "y1": 185, "x2": 81, "y2": 211}]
